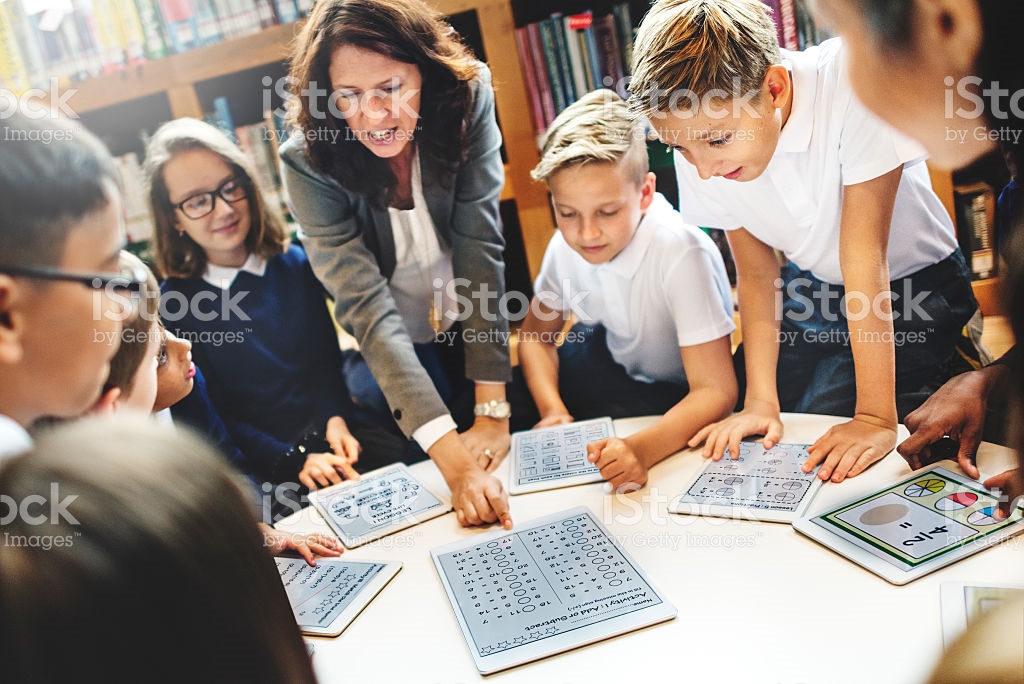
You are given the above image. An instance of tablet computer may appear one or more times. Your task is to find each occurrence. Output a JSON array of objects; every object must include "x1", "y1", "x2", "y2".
[
  {"x1": 431, "y1": 505, "x2": 677, "y2": 674},
  {"x1": 276, "y1": 557, "x2": 402, "y2": 637},
  {"x1": 508, "y1": 417, "x2": 613, "y2": 495},
  {"x1": 940, "y1": 582, "x2": 1024, "y2": 647},
  {"x1": 793, "y1": 466, "x2": 1024, "y2": 585},
  {"x1": 669, "y1": 440, "x2": 822, "y2": 523},
  {"x1": 309, "y1": 463, "x2": 451, "y2": 547}
]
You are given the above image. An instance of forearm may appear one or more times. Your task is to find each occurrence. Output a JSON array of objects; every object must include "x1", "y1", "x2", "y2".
[
  {"x1": 427, "y1": 430, "x2": 483, "y2": 485},
  {"x1": 737, "y1": 277, "x2": 781, "y2": 407},
  {"x1": 626, "y1": 385, "x2": 736, "y2": 467},
  {"x1": 518, "y1": 340, "x2": 569, "y2": 417}
]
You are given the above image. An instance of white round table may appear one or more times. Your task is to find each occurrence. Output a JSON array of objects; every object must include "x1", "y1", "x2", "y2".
[{"x1": 274, "y1": 413, "x2": 1024, "y2": 684}]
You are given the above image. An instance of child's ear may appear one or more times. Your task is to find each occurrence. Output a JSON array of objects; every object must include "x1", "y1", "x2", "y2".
[
  {"x1": 639, "y1": 171, "x2": 657, "y2": 211},
  {"x1": 916, "y1": 0, "x2": 983, "y2": 74},
  {"x1": 0, "y1": 275, "x2": 26, "y2": 365},
  {"x1": 90, "y1": 387, "x2": 121, "y2": 415},
  {"x1": 763, "y1": 65, "x2": 792, "y2": 111}
]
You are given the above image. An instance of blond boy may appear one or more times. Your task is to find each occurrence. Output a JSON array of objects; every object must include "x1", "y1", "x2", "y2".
[
  {"x1": 519, "y1": 89, "x2": 737, "y2": 489},
  {"x1": 630, "y1": 0, "x2": 978, "y2": 482}
]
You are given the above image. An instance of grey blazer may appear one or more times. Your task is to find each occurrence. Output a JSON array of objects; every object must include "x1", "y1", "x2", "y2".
[{"x1": 280, "y1": 65, "x2": 511, "y2": 438}]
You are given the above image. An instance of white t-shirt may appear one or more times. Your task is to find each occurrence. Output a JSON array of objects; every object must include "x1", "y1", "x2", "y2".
[
  {"x1": 534, "y1": 193, "x2": 735, "y2": 385},
  {"x1": 674, "y1": 38, "x2": 958, "y2": 284},
  {"x1": 388, "y1": 148, "x2": 457, "y2": 343},
  {"x1": 0, "y1": 413, "x2": 32, "y2": 462}
]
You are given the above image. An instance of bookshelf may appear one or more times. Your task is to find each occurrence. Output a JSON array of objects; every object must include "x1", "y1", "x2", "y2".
[
  {"x1": 53, "y1": 0, "x2": 555, "y2": 276},
  {"x1": 928, "y1": 160, "x2": 1007, "y2": 316}
]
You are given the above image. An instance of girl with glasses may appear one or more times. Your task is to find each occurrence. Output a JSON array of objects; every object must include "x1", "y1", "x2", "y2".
[{"x1": 144, "y1": 118, "x2": 408, "y2": 497}]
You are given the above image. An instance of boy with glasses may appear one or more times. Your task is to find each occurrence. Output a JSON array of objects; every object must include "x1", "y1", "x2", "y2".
[{"x1": 0, "y1": 113, "x2": 137, "y2": 458}]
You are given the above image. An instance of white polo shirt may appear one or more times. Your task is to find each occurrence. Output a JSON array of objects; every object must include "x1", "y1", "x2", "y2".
[
  {"x1": 0, "y1": 413, "x2": 32, "y2": 462},
  {"x1": 674, "y1": 37, "x2": 957, "y2": 284},
  {"x1": 534, "y1": 192, "x2": 735, "y2": 386}
]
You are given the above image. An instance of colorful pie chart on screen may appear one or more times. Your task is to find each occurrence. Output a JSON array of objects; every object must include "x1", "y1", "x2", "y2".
[
  {"x1": 967, "y1": 507, "x2": 1000, "y2": 526},
  {"x1": 904, "y1": 479, "x2": 946, "y2": 497},
  {"x1": 935, "y1": 492, "x2": 979, "y2": 511}
]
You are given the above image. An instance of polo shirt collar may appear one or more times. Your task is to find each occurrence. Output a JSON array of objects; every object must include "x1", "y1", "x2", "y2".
[
  {"x1": 776, "y1": 48, "x2": 816, "y2": 154},
  {"x1": 202, "y1": 253, "x2": 266, "y2": 288},
  {"x1": 599, "y1": 193, "x2": 670, "y2": 279},
  {"x1": 0, "y1": 413, "x2": 32, "y2": 461}
]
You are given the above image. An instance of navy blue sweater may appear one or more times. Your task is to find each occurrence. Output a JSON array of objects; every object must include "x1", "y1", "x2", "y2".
[{"x1": 162, "y1": 243, "x2": 353, "y2": 482}]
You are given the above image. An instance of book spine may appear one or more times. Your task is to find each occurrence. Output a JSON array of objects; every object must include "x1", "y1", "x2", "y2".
[
  {"x1": 193, "y1": 0, "x2": 224, "y2": 45},
  {"x1": 582, "y1": 24, "x2": 603, "y2": 90},
  {"x1": 524, "y1": 22, "x2": 555, "y2": 129},
  {"x1": 112, "y1": 0, "x2": 149, "y2": 66},
  {"x1": 612, "y1": 2, "x2": 633, "y2": 75},
  {"x1": 7, "y1": 0, "x2": 50, "y2": 90},
  {"x1": 514, "y1": 27, "x2": 546, "y2": 136},
  {"x1": 562, "y1": 15, "x2": 588, "y2": 100},
  {"x1": 157, "y1": 0, "x2": 199, "y2": 53},
  {"x1": 273, "y1": 0, "x2": 299, "y2": 25},
  {"x1": 778, "y1": 0, "x2": 799, "y2": 50},
  {"x1": 537, "y1": 19, "x2": 567, "y2": 114},
  {"x1": 0, "y1": 1, "x2": 30, "y2": 95},
  {"x1": 594, "y1": 14, "x2": 625, "y2": 97},
  {"x1": 133, "y1": 0, "x2": 170, "y2": 59},
  {"x1": 211, "y1": 95, "x2": 236, "y2": 138},
  {"x1": 547, "y1": 14, "x2": 575, "y2": 105}
]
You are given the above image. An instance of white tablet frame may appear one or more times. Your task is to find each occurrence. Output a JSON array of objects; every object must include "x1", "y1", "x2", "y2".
[
  {"x1": 939, "y1": 581, "x2": 1024, "y2": 647},
  {"x1": 793, "y1": 467, "x2": 1024, "y2": 585},
  {"x1": 668, "y1": 441, "x2": 823, "y2": 523},
  {"x1": 508, "y1": 417, "x2": 613, "y2": 495},
  {"x1": 276, "y1": 557, "x2": 402, "y2": 637},
  {"x1": 309, "y1": 462, "x2": 452, "y2": 547},
  {"x1": 430, "y1": 505, "x2": 677, "y2": 674}
]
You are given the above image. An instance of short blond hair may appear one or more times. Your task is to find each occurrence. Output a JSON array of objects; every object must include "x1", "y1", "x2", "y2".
[
  {"x1": 629, "y1": 0, "x2": 780, "y2": 117},
  {"x1": 531, "y1": 89, "x2": 649, "y2": 186}
]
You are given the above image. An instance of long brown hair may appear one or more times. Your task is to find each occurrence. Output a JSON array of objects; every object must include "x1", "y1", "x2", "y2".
[
  {"x1": 287, "y1": 0, "x2": 481, "y2": 208},
  {"x1": 144, "y1": 118, "x2": 288, "y2": 279},
  {"x1": 0, "y1": 415, "x2": 318, "y2": 683}
]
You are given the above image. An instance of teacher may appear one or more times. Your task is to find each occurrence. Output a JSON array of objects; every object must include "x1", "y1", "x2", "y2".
[{"x1": 280, "y1": 0, "x2": 512, "y2": 527}]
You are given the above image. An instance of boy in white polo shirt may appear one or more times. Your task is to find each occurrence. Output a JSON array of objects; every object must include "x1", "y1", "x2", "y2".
[
  {"x1": 630, "y1": 0, "x2": 979, "y2": 483},
  {"x1": 517, "y1": 89, "x2": 738, "y2": 489}
]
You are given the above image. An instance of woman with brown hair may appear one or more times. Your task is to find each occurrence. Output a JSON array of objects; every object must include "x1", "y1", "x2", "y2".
[{"x1": 280, "y1": 0, "x2": 513, "y2": 528}]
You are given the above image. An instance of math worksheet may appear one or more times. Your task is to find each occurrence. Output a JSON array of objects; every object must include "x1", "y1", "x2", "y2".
[
  {"x1": 509, "y1": 418, "x2": 613, "y2": 494},
  {"x1": 670, "y1": 441, "x2": 821, "y2": 522},
  {"x1": 309, "y1": 463, "x2": 451, "y2": 547},
  {"x1": 431, "y1": 506, "x2": 676, "y2": 673}
]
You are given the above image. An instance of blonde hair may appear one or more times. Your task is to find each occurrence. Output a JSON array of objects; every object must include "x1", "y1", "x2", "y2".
[
  {"x1": 531, "y1": 89, "x2": 649, "y2": 186},
  {"x1": 629, "y1": 0, "x2": 780, "y2": 117},
  {"x1": 0, "y1": 416, "x2": 317, "y2": 683},
  {"x1": 103, "y1": 251, "x2": 160, "y2": 397},
  {"x1": 144, "y1": 118, "x2": 288, "y2": 279}
]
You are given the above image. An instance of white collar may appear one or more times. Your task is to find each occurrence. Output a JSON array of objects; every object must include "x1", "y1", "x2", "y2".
[
  {"x1": 202, "y1": 253, "x2": 267, "y2": 289},
  {"x1": 776, "y1": 49, "x2": 815, "y2": 155},
  {"x1": 0, "y1": 413, "x2": 32, "y2": 461}
]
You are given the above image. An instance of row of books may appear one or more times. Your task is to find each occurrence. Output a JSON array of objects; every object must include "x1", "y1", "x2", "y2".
[
  {"x1": 514, "y1": 4, "x2": 637, "y2": 138},
  {"x1": 0, "y1": 0, "x2": 313, "y2": 95}
]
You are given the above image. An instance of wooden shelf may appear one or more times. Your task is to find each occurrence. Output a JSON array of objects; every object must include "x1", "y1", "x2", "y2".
[{"x1": 57, "y1": 0, "x2": 554, "y2": 277}]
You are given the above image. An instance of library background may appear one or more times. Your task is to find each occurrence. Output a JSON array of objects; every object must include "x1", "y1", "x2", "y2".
[{"x1": 0, "y1": 0, "x2": 1006, "y2": 319}]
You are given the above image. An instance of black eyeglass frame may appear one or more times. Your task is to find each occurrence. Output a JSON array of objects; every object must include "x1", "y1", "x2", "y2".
[
  {"x1": 171, "y1": 176, "x2": 250, "y2": 220},
  {"x1": 0, "y1": 263, "x2": 149, "y2": 292}
]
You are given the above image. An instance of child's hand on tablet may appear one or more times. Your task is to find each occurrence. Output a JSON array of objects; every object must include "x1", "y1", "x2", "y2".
[
  {"x1": 260, "y1": 524, "x2": 343, "y2": 566},
  {"x1": 299, "y1": 451, "x2": 360, "y2": 489},
  {"x1": 805, "y1": 415, "x2": 896, "y2": 482},
  {"x1": 688, "y1": 399, "x2": 783, "y2": 462},
  {"x1": 588, "y1": 437, "x2": 647, "y2": 490}
]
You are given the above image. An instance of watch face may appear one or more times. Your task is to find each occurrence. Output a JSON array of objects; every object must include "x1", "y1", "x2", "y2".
[{"x1": 492, "y1": 402, "x2": 511, "y2": 419}]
